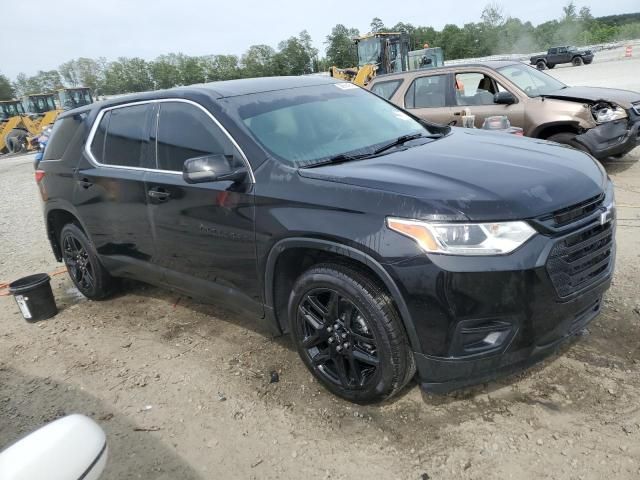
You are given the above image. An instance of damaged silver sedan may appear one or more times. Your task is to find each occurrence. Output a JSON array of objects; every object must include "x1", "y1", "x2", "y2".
[{"x1": 367, "y1": 60, "x2": 640, "y2": 160}]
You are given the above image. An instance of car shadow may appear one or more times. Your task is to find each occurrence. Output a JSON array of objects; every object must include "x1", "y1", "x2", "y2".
[
  {"x1": 0, "y1": 367, "x2": 203, "y2": 480},
  {"x1": 602, "y1": 156, "x2": 638, "y2": 175}
]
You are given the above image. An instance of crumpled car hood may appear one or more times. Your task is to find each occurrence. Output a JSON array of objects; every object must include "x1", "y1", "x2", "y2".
[{"x1": 543, "y1": 86, "x2": 640, "y2": 108}]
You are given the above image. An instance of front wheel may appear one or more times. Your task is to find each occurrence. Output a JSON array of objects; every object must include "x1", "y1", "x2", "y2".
[
  {"x1": 60, "y1": 223, "x2": 116, "y2": 300},
  {"x1": 289, "y1": 264, "x2": 415, "y2": 403},
  {"x1": 536, "y1": 60, "x2": 546, "y2": 70},
  {"x1": 572, "y1": 56, "x2": 584, "y2": 66},
  {"x1": 547, "y1": 63, "x2": 556, "y2": 69}
]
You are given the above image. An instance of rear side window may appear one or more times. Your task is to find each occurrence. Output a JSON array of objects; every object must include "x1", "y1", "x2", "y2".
[
  {"x1": 404, "y1": 75, "x2": 448, "y2": 108},
  {"x1": 370, "y1": 80, "x2": 402, "y2": 100},
  {"x1": 89, "y1": 104, "x2": 152, "y2": 168},
  {"x1": 156, "y1": 102, "x2": 228, "y2": 172},
  {"x1": 43, "y1": 113, "x2": 86, "y2": 161}
]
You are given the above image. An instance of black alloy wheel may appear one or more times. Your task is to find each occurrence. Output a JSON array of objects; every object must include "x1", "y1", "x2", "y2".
[
  {"x1": 63, "y1": 233, "x2": 95, "y2": 292},
  {"x1": 290, "y1": 264, "x2": 415, "y2": 403},
  {"x1": 298, "y1": 288, "x2": 380, "y2": 389},
  {"x1": 59, "y1": 223, "x2": 115, "y2": 300}
]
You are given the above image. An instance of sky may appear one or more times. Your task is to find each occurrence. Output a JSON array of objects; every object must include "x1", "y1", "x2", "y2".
[{"x1": 0, "y1": 0, "x2": 637, "y2": 79}]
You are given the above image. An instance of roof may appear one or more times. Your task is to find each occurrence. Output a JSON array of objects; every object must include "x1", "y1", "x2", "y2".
[
  {"x1": 194, "y1": 75, "x2": 341, "y2": 98},
  {"x1": 60, "y1": 75, "x2": 344, "y2": 118},
  {"x1": 371, "y1": 60, "x2": 522, "y2": 81}
]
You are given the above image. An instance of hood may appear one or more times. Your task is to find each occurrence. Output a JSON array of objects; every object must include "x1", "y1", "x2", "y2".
[
  {"x1": 298, "y1": 129, "x2": 606, "y2": 221},
  {"x1": 543, "y1": 86, "x2": 640, "y2": 108}
]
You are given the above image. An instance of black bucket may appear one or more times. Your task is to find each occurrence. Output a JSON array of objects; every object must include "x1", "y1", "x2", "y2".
[{"x1": 9, "y1": 273, "x2": 58, "y2": 322}]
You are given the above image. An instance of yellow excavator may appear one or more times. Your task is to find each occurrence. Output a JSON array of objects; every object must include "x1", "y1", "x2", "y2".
[
  {"x1": 330, "y1": 32, "x2": 444, "y2": 86},
  {"x1": 0, "y1": 87, "x2": 93, "y2": 154}
]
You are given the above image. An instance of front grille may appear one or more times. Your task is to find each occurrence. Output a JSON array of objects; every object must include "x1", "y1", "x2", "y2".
[
  {"x1": 540, "y1": 193, "x2": 604, "y2": 227},
  {"x1": 546, "y1": 221, "x2": 614, "y2": 297}
]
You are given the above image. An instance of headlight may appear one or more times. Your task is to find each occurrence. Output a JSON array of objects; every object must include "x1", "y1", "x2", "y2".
[
  {"x1": 592, "y1": 103, "x2": 627, "y2": 124},
  {"x1": 387, "y1": 218, "x2": 536, "y2": 255}
]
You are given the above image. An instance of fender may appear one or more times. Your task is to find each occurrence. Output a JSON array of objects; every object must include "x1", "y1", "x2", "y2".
[
  {"x1": 43, "y1": 200, "x2": 92, "y2": 261},
  {"x1": 263, "y1": 237, "x2": 422, "y2": 353},
  {"x1": 530, "y1": 120, "x2": 581, "y2": 139}
]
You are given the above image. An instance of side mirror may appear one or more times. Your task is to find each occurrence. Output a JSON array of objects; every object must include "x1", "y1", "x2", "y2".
[
  {"x1": 183, "y1": 154, "x2": 247, "y2": 184},
  {"x1": 494, "y1": 91, "x2": 517, "y2": 105},
  {"x1": 0, "y1": 414, "x2": 107, "y2": 480}
]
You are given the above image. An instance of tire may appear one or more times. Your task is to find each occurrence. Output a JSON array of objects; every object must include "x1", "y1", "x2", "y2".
[
  {"x1": 60, "y1": 223, "x2": 116, "y2": 300},
  {"x1": 289, "y1": 263, "x2": 415, "y2": 403},
  {"x1": 547, "y1": 63, "x2": 555, "y2": 69},
  {"x1": 536, "y1": 60, "x2": 546, "y2": 70},
  {"x1": 547, "y1": 132, "x2": 590, "y2": 154},
  {"x1": 6, "y1": 129, "x2": 28, "y2": 154},
  {"x1": 572, "y1": 56, "x2": 584, "y2": 66}
]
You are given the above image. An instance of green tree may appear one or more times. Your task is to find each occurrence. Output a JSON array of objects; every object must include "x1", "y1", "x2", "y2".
[
  {"x1": 149, "y1": 54, "x2": 182, "y2": 89},
  {"x1": 201, "y1": 55, "x2": 241, "y2": 81},
  {"x1": 370, "y1": 17, "x2": 385, "y2": 33},
  {"x1": 59, "y1": 58, "x2": 105, "y2": 93},
  {"x1": 103, "y1": 57, "x2": 152, "y2": 94},
  {"x1": 562, "y1": 1, "x2": 577, "y2": 22},
  {"x1": 274, "y1": 31, "x2": 317, "y2": 75},
  {"x1": 325, "y1": 24, "x2": 359, "y2": 68},
  {"x1": 0, "y1": 73, "x2": 15, "y2": 100},
  {"x1": 241, "y1": 45, "x2": 277, "y2": 77},
  {"x1": 481, "y1": 3, "x2": 505, "y2": 28}
]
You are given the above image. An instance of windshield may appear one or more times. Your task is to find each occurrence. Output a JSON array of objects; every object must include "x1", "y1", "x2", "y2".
[
  {"x1": 61, "y1": 89, "x2": 93, "y2": 109},
  {"x1": 497, "y1": 63, "x2": 566, "y2": 97},
  {"x1": 1, "y1": 102, "x2": 24, "y2": 119},
  {"x1": 357, "y1": 38, "x2": 381, "y2": 67},
  {"x1": 231, "y1": 83, "x2": 431, "y2": 167}
]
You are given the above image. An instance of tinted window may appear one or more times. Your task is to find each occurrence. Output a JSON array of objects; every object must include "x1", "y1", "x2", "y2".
[
  {"x1": 404, "y1": 75, "x2": 447, "y2": 108},
  {"x1": 156, "y1": 102, "x2": 228, "y2": 172},
  {"x1": 43, "y1": 113, "x2": 87, "y2": 160},
  {"x1": 89, "y1": 111, "x2": 110, "y2": 163},
  {"x1": 549, "y1": 48, "x2": 557, "y2": 54},
  {"x1": 95, "y1": 104, "x2": 152, "y2": 167},
  {"x1": 370, "y1": 80, "x2": 402, "y2": 100}
]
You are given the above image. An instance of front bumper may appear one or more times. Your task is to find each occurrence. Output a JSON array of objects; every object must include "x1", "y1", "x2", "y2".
[
  {"x1": 384, "y1": 186, "x2": 616, "y2": 394},
  {"x1": 576, "y1": 118, "x2": 640, "y2": 159}
]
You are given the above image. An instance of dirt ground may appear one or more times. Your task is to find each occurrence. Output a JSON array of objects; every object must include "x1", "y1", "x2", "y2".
[{"x1": 2, "y1": 71, "x2": 640, "y2": 480}]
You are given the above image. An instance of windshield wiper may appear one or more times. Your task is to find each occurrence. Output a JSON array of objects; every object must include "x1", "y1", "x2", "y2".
[
  {"x1": 302, "y1": 132, "x2": 442, "y2": 169},
  {"x1": 301, "y1": 152, "x2": 374, "y2": 169},
  {"x1": 372, "y1": 133, "x2": 439, "y2": 155}
]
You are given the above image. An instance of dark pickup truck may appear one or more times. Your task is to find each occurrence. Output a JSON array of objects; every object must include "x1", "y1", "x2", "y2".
[{"x1": 530, "y1": 46, "x2": 594, "y2": 70}]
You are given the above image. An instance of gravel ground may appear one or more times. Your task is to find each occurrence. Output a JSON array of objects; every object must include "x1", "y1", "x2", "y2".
[{"x1": 1, "y1": 61, "x2": 640, "y2": 479}]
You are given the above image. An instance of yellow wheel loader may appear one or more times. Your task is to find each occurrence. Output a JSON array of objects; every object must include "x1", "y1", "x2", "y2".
[
  {"x1": 1, "y1": 87, "x2": 94, "y2": 154},
  {"x1": 329, "y1": 32, "x2": 444, "y2": 87}
]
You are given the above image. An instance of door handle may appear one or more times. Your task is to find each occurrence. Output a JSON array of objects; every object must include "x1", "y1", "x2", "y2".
[
  {"x1": 453, "y1": 112, "x2": 462, "y2": 116},
  {"x1": 77, "y1": 178, "x2": 93, "y2": 189},
  {"x1": 147, "y1": 188, "x2": 170, "y2": 201}
]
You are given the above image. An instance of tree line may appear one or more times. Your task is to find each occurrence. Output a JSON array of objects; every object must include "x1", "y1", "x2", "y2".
[{"x1": 1, "y1": 2, "x2": 639, "y2": 101}]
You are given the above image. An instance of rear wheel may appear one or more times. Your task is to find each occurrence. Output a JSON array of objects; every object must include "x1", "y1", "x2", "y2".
[
  {"x1": 572, "y1": 56, "x2": 584, "y2": 66},
  {"x1": 536, "y1": 60, "x2": 547, "y2": 70},
  {"x1": 60, "y1": 223, "x2": 116, "y2": 300},
  {"x1": 289, "y1": 264, "x2": 415, "y2": 403},
  {"x1": 547, "y1": 132, "x2": 590, "y2": 154}
]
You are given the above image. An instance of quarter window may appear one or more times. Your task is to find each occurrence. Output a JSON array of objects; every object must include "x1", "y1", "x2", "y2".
[
  {"x1": 43, "y1": 113, "x2": 87, "y2": 160},
  {"x1": 404, "y1": 75, "x2": 448, "y2": 109},
  {"x1": 156, "y1": 102, "x2": 228, "y2": 172},
  {"x1": 370, "y1": 80, "x2": 403, "y2": 100}
]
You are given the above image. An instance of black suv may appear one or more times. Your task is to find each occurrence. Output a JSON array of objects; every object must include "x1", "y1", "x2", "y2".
[{"x1": 37, "y1": 76, "x2": 616, "y2": 403}]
